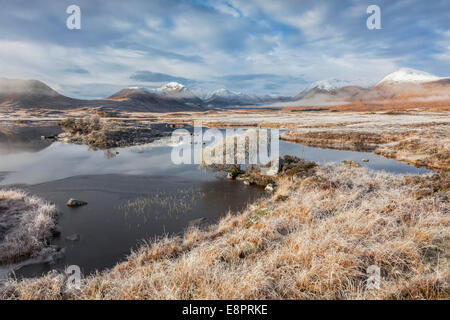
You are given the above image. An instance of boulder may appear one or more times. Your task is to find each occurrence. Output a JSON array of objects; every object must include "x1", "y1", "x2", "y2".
[
  {"x1": 362, "y1": 158, "x2": 369, "y2": 162},
  {"x1": 265, "y1": 184, "x2": 275, "y2": 192},
  {"x1": 66, "y1": 234, "x2": 80, "y2": 241},
  {"x1": 67, "y1": 199, "x2": 88, "y2": 207}
]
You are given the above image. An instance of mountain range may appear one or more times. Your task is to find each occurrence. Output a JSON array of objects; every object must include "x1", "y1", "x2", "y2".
[
  {"x1": 0, "y1": 68, "x2": 448, "y2": 112},
  {"x1": 285, "y1": 68, "x2": 449, "y2": 109}
]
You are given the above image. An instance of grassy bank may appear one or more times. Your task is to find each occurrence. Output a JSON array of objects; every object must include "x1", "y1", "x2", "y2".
[
  {"x1": 2, "y1": 165, "x2": 448, "y2": 300},
  {"x1": 0, "y1": 190, "x2": 58, "y2": 266},
  {"x1": 282, "y1": 121, "x2": 450, "y2": 172}
]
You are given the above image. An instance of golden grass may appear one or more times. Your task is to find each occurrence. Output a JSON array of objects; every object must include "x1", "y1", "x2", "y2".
[
  {"x1": 2, "y1": 165, "x2": 448, "y2": 300},
  {"x1": 282, "y1": 122, "x2": 450, "y2": 171}
]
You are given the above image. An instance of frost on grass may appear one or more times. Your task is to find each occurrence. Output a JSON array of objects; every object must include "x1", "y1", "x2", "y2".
[
  {"x1": 3, "y1": 165, "x2": 448, "y2": 300},
  {"x1": 0, "y1": 189, "x2": 58, "y2": 265}
]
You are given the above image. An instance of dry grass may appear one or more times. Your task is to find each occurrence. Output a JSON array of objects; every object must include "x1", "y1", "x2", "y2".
[
  {"x1": 1, "y1": 112, "x2": 448, "y2": 300},
  {"x1": 58, "y1": 117, "x2": 173, "y2": 149},
  {"x1": 0, "y1": 190, "x2": 57, "y2": 265},
  {"x1": 282, "y1": 131, "x2": 393, "y2": 151},
  {"x1": 2, "y1": 165, "x2": 448, "y2": 300},
  {"x1": 282, "y1": 120, "x2": 450, "y2": 171}
]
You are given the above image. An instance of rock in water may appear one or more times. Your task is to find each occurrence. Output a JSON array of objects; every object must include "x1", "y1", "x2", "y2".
[
  {"x1": 341, "y1": 160, "x2": 362, "y2": 168},
  {"x1": 66, "y1": 234, "x2": 80, "y2": 241},
  {"x1": 67, "y1": 199, "x2": 88, "y2": 207},
  {"x1": 362, "y1": 158, "x2": 369, "y2": 162}
]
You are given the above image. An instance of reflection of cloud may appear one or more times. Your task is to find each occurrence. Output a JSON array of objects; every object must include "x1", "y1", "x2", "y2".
[{"x1": 0, "y1": 142, "x2": 183, "y2": 185}]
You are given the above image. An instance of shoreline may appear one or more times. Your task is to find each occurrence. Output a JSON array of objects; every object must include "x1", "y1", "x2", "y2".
[{"x1": 0, "y1": 110, "x2": 448, "y2": 300}]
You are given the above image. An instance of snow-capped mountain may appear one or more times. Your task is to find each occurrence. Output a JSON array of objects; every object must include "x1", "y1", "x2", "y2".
[
  {"x1": 305, "y1": 78, "x2": 374, "y2": 91},
  {"x1": 105, "y1": 86, "x2": 204, "y2": 112},
  {"x1": 286, "y1": 68, "x2": 449, "y2": 108},
  {"x1": 306, "y1": 79, "x2": 352, "y2": 91},
  {"x1": 203, "y1": 88, "x2": 291, "y2": 107},
  {"x1": 204, "y1": 88, "x2": 266, "y2": 106},
  {"x1": 157, "y1": 82, "x2": 197, "y2": 98},
  {"x1": 209, "y1": 88, "x2": 258, "y2": 99},
  {"x1": 153, "y1": 82, "x2": 202, "y2": 105},
  {"x1": 209, "y1": 88, "x2": 239, "y2": 98},
  {"x1": 3, "y1": 66, "x2": 448, "y2": 112},
  {"x1": 291, "y1": 78, "x2": 373, "y2": 101},
  {"x1": 377, "y1": 68, "x2": 442, "y2": 85}
]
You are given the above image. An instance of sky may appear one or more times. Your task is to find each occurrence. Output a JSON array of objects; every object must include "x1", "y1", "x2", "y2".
[{"x1": 0, "y1": 0, "x2": 449, "y2": 98}]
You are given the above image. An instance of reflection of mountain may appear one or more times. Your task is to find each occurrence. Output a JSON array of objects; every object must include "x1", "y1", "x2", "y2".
[{"x1": 0, "y1": 124, "x2": 62, "y2": 154}]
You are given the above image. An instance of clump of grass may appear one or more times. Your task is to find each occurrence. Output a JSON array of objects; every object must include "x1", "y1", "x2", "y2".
[
  {"x1": 0, "y1": 189, "x2": 58, "y2": 265},
  {"x1": 117, "y1": 189, "x2": 207, "y2": 221},
  {"x1": 236, "y1": 156, "x2": 316, "y2": 187},
  {"x1": 3, "y1": 165, "x2": 447, "y2": 300}
]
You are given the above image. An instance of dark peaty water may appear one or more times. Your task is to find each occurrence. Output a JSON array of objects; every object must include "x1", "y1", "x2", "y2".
[{"x1": 0, "y1": 126, "x2": 431, "y2": 278}]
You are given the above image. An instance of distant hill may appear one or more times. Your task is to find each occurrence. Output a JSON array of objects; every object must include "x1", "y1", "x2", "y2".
[
  {"x1": 0, "y1": 78, "x2": 87, "y2": 110},
  {"x1": 0, "y1": 79, "x2": 204, "y2": 113},
  {"x1": 1, "y1": 68, "x2": 449, "y2": 113},
  {"x1": 204, "y1": 88, "x2": 290, "y2": 107},
  {"x1": 106, "y1": 87, "x2": 203, "y2": 112},
  {"x1": 287, "y1": 68, "x2": 450, "y2": 108},
  {"x1": 154, "y1": 82, "x2": 203, "y2": 105}
]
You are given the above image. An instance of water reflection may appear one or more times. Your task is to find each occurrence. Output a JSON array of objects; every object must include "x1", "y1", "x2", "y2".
[
  {"x1": 0, "y1": 130, "x2": 432, "y2": 278},
  {"x1": 0, "y1": 138, "x2": 431, "y2": 187},
  {"x1": 0, "y1": 142, "x2": 210, "y2": 186}
]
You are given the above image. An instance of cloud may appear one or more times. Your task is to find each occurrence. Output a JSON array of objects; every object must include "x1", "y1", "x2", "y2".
[
  {"x1": 130, "y1": 71, "x2": 195, "y2": 85},
  {"x1": 218, "y1": 73, "x2": 305, "y2": 82},
  {"x1": 0, "y1": 0, "x2": 448, "y2": 96},
  {"x1": 64, "y1": 66, "x2": 90, "y2": 74}
]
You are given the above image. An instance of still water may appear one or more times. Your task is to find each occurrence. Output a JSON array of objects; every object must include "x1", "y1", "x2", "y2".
[{"x1": 0, "y1": 126, "x2": 431, "y2": 278}]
